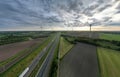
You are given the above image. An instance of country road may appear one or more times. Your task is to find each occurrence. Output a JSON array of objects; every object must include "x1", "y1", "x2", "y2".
[
  {"x1": 60, "y1": 43, "x2": 99, "y2": 77},
  {"x1": 36, "y1": 33, "x2": 60, "y2": 77}
]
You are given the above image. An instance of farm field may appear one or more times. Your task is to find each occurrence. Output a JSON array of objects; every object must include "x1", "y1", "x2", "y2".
[
  {"x1": 97, "y1": 47, "x2": 120, "y2": 77},
  {"x1": 0, "y1": 38, "x2": 44, "y2": 62},
  {"x1": 60, "y1": 31, "x2": 120, "y2": 77},
  {"x1": 0, "y1": 31, "x2": 120, "y2": 77},
  {"x1": 59, "y1": 43, "x2": 99, "y2": 77},
  {"x1": 100, "y1": 33, "x2": 120, "y2": 41},
  {"x1": 0, "y1": 36, "x2": 52, "y2": 77},
  {"x1": 0, "y1": 31, "x2": 50, "y2": 45},
  {"x1": 63, "y1": 31, "x2": 99, "y2": 39}
]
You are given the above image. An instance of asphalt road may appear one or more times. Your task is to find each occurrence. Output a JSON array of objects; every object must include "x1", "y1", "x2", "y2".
[
  {"x1": 36, "y1": 33, "x2": 60, "y2": 77},
  {"x1": 60, "y1": 43, "x2": 99, "y2": 77},
  {"x1": 23, "y1": 38, "x2": 54, "y2": 77}
]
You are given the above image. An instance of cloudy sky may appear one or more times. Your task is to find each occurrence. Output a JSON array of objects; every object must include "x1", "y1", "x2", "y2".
[{"x1": 0, "y1": 0, "x2": 120, "y2": 31}]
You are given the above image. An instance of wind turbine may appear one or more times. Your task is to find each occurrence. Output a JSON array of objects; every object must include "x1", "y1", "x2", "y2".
[
  {"x1": 87, "y1": 18, "x2": 94, "y2": 38},
  {"x1": 88, "y1": 23, "x2": 92, "y2": 38},
  {"x1": 40, "y1": 26, "x2": 43, "y2": 31},
  {"x1": 90, "y1": 24, "x2": 92, "y2": 32}
]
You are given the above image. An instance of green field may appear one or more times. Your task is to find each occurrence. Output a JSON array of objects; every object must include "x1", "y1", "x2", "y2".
[
  {"x1": 100, "y1": 33, "x2": 120, "y2": 41},
  {"x1": 59, "y1": 37, "x2": 74, "y2": 59},
  {"x1": 0, "y1": 31, "x2": 50, "y2": 45},
  {"x1": 97, "y1": 47, "x2": 120, "y2": 77}
]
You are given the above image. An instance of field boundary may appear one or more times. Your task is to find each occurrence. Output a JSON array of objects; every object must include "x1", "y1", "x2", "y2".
[{"x1": 0, "y1": 39, "x2": 46, "y2": 74}]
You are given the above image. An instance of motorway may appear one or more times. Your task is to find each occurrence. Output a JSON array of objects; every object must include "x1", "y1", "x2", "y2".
[
  {"x1": 36, "y1": 33, "x2": 60, "y2": 77},
  {"x1": 20, "y1": 33, "x2": 60, "y2": 77},
  {"x1": 22, "y1": 36, "x2": 55, "y2": 77},
  {"x1": 19, "y1": 33, "x2": 60, "y2": 77}
]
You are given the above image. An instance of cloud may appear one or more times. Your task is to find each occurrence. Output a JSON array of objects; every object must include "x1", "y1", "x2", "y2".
[{"x1": 0, "y1": 0, "x2": 120, "y2": 30}]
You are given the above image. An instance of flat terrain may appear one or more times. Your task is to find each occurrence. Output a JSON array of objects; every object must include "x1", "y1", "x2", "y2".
[
  {"x1": 60, "y1": 43, "x2": 99, "y2": 77},
  {"x1": 0, "y1": 38, "x2": 43, "y2": 61},
  {"x1": 59, "y1": 37, "x2": 73, "y2": 59},
  {"x1": 65, "y1": 32, "x2": 99, "y2": 39},
  {"x1": 97, "y1": 47, "x2": 120, "y2": 77},
  {"x1": 100, "y1": 33, "x2": 120, "y2": 41},
  {"x1": 36, "y1": 33, "x2": 60, "y2": 77}
]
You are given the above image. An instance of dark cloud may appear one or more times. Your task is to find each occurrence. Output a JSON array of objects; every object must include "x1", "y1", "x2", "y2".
[
  {"x1": 97, "y1": 4, "x2": 112, "y2": 12},
  {"x1": 0, "y1": 0, "x2": 119, "y2": 30},
  {"x1": 108, "y1": 22, "x2": 120, "y2": 26},
  {"x1": 103, "y1": 17, "x2": 112, "y2": 22},
  {"x1": 115, "y1": 10, "x2": 120, "y2": 13}
]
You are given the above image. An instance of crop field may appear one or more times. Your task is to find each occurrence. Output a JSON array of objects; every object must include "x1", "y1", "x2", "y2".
[
  {"x1": 100, "y1": 33, "x2": 120, "y2": 41},
  {"x1": 0, "y1": 36, "x2": 52, "y2": 77},
  {"x1": 60, "y1": 31, "x2": 120, "y2": 77},
  {"x1": 0, "y1": 31, "x2": 55, "y2": 77},
  {"x1": 0, "y1": 31, "x2": 50, "y2": 45},
  {"x1": 0, "y1": 31, "x2": 120, "y2": 77},
  {"x1": 60, "y1": 43, "x2": 99, "y2": 77},
  {"x1": 63, "y1": 31, "x2": 99, "y2": 39},
  {"x1": 97, "y1": 47, "x2": 120, "y2": 77},
  {"x1": 0, "y1": 38, "x2": 44, "y2": 62}
]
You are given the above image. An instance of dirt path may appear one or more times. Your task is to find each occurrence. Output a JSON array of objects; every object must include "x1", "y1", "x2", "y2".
[{"x1": 59, "y1": 43, "x2": 99, "y2": 77}]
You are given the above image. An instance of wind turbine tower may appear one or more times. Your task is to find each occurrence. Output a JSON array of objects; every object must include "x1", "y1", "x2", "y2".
[{"x1": 89, "y1": 24, "x2": 92, "y2": 38}]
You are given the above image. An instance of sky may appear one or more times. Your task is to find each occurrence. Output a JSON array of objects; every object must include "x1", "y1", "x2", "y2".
[{"x1": 0, "y1": 0, "x2": 120, "y2": 31}]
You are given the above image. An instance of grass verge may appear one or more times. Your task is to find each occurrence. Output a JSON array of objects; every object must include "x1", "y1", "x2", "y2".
[
  {"x1": 59, "y1": 37, "x2": 74, "y2": 59},
  {"x1": 29, "y1": 48, "x2": 50, "y2": 77},
  {"x1": 49, "y1": 35, "x2": 60, "y2": 77}
]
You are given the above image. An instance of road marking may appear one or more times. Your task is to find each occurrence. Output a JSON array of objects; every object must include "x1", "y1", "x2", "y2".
[
  {"x1": 36, "y1": 36, "x2": 59, "y2": 77},
  {"x1": 19, "y1": 67, "x2": 29, "y2": 77}
]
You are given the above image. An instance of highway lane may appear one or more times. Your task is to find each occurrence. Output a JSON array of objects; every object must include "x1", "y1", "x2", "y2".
[{"x1": 36, "y1": 33, "x2": 60, "y2": 77}]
